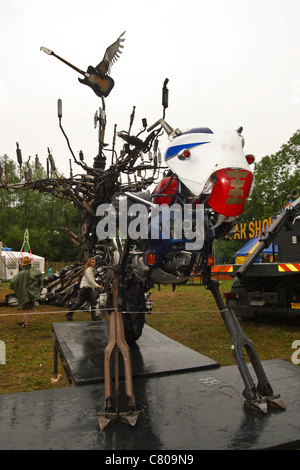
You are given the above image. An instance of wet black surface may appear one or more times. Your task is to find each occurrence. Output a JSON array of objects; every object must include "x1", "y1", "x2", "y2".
[
  {"x1": 0, "y1": 359, "x2": 299, "y2": 450},
  {"x1": 52, "y1": 321, "x2": 219, "y2": 385},
  {"x1": 0, "y1": 321, "x2": 299, "y2": 450}
]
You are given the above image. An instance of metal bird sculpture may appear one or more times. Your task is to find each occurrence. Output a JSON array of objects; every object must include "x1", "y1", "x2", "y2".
[{"x1": 40, "y1": 31, "x2": 125, "y2": 98}]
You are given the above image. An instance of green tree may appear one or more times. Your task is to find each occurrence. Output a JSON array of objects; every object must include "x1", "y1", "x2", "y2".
[
  {"x1": 0, "y1": 155, "x2": 82, "y2": 261},
  {"x1": 214, "y1": 239, "x2": 245, "y2": 264},
  {"x1": 242, "y1": 129, "x2": 300, "y2": 221}
]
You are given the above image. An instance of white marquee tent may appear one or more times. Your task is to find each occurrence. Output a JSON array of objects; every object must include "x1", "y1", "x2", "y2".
[{"x1": 0, "y1": 248, "x2": 45, "y2": 281}]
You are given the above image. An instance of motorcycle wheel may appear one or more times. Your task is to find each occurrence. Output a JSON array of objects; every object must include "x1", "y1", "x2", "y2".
[{"x1": 105, "y1": 277, "x2": 146, "y2": 344}]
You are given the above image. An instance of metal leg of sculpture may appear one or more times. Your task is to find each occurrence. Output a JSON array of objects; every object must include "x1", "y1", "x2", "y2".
[
  {"x1": 204, "y1": 273, "x2": 286, "y2": 413},
  {"x1": 97, "y1": 266, "x2": 139, "y2": 429}
]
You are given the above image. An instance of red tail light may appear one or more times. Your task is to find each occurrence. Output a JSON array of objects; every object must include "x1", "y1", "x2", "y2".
[
  {"x1": 208, "y1": 168, "x2": 253, "y2": 217},
  {"x1": 224, "y1": 292, "x2": 240, "y2": 299}
]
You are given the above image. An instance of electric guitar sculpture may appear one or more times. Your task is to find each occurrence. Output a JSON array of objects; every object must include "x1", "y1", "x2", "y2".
[{"x1": 40, "y1": 31, "x2": 125, "y2": 98}]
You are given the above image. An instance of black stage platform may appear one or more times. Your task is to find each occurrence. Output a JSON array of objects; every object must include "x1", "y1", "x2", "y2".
[
  {"x1": 0, "y1": 321, "x2": 300, "y2": 450},
  {"x1": 51, "y1": 321, "x2": 219, "y2": 385}
]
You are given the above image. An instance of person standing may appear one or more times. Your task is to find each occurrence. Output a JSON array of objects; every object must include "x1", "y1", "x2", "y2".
[
  {"x1": 66, "y1": 257, "x2": 102, "y2": 321},
  {"x1": 9, "y1": 256, "x2": 43, "y2": 328}
]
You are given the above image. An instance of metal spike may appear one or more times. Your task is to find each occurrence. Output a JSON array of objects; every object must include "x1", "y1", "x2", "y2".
[
  {"x1": 244, "y1": 399, "x2": 268, "y2": 414},
  {"x1": 266, "y1": 395, "x2": 286, "y2": 410},
  {"x1": 97, "y1": 412, "x2": 118, "y2": 430},
  {"x1": 120, "y1": 410, "x2": 140, "y2": 427}
]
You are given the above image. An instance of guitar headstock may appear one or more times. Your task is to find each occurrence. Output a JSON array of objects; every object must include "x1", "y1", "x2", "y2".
[{"x1": 40, "y1": 46, "x2": 53, "y2": 56}]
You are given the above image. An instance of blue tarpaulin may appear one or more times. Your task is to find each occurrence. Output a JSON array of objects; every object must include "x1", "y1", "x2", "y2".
[{"x1": 234, "y1": 237, "x2": 278, "y2": 264}]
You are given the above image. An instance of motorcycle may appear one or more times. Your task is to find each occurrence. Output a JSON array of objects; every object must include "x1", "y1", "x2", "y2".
[
  {"x1": 100, "y1": 114, "x2": 255, "y2": 344},
  {"x1": 96, "y1": 104, "x2": 287, "y2": 417},
  {"x1": 96, "y1": 98, "x2": 286, "y2": 417}
]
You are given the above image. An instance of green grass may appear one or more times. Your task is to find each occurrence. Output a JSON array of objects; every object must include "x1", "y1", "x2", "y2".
[
  {"x1": 0, "y1": 279, "x2": 299, "y2": 395},
  {"x1": 147, "y1": 281, "x2": 300, "y2": 367}
]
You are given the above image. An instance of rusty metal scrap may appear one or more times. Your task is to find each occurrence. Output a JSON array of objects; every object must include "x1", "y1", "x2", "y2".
[{"x1": 0, "y1": 103, "x2": 166, "y2": 307}]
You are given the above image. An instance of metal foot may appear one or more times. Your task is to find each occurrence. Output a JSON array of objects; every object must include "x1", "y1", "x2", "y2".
[
  {"x1": 244, "y1": 394, "x2": 286, "y2": 413},
  {"x1": 120, "y1": 410, "x2": 140, "y2": 426},
  {"x1": 244, "y1": 398, "x2": 268, "y2": 414},
  {"x1": 266, "y1": 395, "x2": 286, "y2": 410},
  {"x1": 97, "y1": 409, "x2": 140, "y2": 430},
  {"x1": 97, "y1": 412, "x2": 118, "y2": 430}
]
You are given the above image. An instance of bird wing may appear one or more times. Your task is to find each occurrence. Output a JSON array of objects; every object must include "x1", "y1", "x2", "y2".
[{"x1": 96, "y1": 31, "x2": 126, "y2": 76}]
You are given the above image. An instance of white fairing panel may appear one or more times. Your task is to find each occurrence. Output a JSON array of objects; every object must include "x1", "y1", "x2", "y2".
[{"x1": 164, "y1": 128, "x2": 251, "y2": 196}]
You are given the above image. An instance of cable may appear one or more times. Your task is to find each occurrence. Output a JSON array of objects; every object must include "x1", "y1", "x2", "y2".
[{"x1": 0, "y1": 308, "x2": 221, "y2": 318}]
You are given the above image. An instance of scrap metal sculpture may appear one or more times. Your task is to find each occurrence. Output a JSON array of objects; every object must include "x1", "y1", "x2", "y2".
[{"x1": 0, "y1": 32, "x2": 286, "y2": 426}]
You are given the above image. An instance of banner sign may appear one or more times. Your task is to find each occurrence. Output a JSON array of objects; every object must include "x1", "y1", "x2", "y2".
[{"x1": 233, "y1": 217, "x2": 274, "y2": 240}]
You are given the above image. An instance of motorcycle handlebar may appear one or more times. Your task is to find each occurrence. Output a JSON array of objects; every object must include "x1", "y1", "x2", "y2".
[
  {"x1": 147, "y1": 119, "x2": 163, "y2": 133},
  {"x1": 147, "y1": 119, "x2": 181, "y2": 138}
]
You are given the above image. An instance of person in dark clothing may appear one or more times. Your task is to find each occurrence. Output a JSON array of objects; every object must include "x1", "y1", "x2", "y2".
[{"x1": 66, "y1": 257, "x2": 103, "y2": 321}]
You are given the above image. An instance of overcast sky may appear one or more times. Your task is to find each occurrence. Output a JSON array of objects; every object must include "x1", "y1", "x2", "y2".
[{"x1": 1, "y1": 0, "x2": 300, "y2": 177}]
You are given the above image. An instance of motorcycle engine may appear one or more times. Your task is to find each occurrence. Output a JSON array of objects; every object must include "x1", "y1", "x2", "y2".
[
  {"x1": 160, "y1": 251, "x2": 195, "y2": 277},
  {"x1": 131, "y1": 250, "x2": 195, "y2": 284}
]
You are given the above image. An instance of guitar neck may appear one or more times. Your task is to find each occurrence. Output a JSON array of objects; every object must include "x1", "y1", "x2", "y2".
[{"x1": 52, "y1": 52, "x2": 85, "y2": 76}]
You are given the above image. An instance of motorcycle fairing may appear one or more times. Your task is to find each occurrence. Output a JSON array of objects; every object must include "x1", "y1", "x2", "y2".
[{"x1": 164, "y1": 128, "x2": 252, "y2": 208}]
